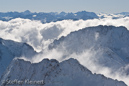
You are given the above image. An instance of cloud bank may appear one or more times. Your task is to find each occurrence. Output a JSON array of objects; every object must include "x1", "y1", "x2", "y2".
[{"x1": 0, "y1": 17, "x2": 129, "y2": 52}]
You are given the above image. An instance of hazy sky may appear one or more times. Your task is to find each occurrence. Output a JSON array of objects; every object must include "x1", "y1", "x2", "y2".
[{"x1": 0, "y1": 0, "x2": 129, "y2": 13}]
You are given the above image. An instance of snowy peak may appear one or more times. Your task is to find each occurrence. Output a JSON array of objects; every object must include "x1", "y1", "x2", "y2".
[
  {"x1": 75, "y1": 11, "x2": 99, "y2": 19},
  {"x1": 0, "y1": 58, "x2": 126, "y2": 86},
  {"x1": 22, "y1": 10, "x2": 32, "y2": 15}
]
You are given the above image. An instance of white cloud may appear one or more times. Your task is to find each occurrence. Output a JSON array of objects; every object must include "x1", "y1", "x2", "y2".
[{"x1": 0, "y1": 17, "x2": 129, "y2": 52}]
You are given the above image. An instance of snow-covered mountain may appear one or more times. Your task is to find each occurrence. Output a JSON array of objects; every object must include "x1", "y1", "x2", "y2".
[
  {"x1": 0, "y1": 58, "x2": 126, "y2": 86},
  {"x1": 49, "y1": 25, "x2": 129, "y2": 65},
  {"x1": 0, "y1": 10, "x2": 98, "y2": 23},
  {"x1": 0, "y1": 38, "x2": 36, "y2": 78},
  {"x1": 48, "y1": 25, "x2": 129, "y2": 85}
]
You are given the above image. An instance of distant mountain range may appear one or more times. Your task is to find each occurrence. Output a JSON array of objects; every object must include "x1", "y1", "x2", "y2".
[
  {"x1": 0, "y1": 10, "x2": 98, "y2": 23},
  {"x1": 1, "y1": 10, "x2": 129, "y2": 23},
  {"x1": 116, "y1": 12, "x2": 129, "y2": 16}
]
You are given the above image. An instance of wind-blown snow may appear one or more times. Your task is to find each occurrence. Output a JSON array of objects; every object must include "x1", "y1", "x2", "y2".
[{"x1": 32, "y1": 25, "x2": 129, "y2": 85}]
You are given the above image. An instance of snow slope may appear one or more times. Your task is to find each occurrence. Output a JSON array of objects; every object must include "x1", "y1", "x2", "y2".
[
  {"x1": 0, "y1": 58, "x2": 126, "y2": 86},
  {"x1": 0, "y1": 38, "x2": 36, "y2": 78}
]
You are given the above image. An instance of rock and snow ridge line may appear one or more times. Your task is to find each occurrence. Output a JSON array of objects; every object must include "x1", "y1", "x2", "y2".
[{"x1": 0, "y1": 58, "x2": 127, "y2": 86}]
